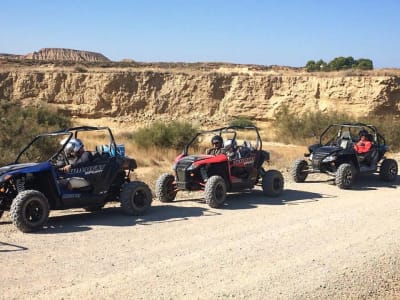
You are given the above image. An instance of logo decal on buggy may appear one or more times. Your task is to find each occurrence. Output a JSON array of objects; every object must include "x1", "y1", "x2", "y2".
[
  {"x1": 69, "y1": 164, "x2": 106, "y2": 175},
  {"x1": 231, "y1": 157, "x2": 255, "y2": 167}
]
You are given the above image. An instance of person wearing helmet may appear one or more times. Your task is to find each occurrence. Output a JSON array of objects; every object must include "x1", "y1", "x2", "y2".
[
  {"x1": 224, "y1": 139, "x2": 240, "y2": 160},
  {"x1": 353, "y1": 130, "x2": 372, "y2": 154},
  {"x1": 61, "y1": 138, "x2": 93, "y2": 172},
  {"x1": 207, "y1": 135, "x2": 224, "y2": 155}
]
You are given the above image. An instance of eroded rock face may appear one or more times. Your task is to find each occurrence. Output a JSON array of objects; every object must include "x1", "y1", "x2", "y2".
[
  {"x1": 0, "y1": 67, "x2": 399, "y2": 125},
  {"x1": 23, "y1": 48, "x2": 110, "y2": 62}
]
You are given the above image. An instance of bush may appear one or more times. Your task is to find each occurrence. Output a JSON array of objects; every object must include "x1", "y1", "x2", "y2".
[
  {"x1": 132, "y1": 121, "x2": 198, "y2": 150},
  {"x1": 229, "y1": 116, "x2": 255, "y2": 127},
  {"x1": 0, "y1": 102, "x2": 71, "y2": 165}
]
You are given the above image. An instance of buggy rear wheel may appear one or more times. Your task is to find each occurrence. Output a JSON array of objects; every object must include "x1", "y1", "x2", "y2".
[
  {"x1": 262, "y1": 170, "x2": 284, "y2": 197},
  {"x1": 205, "y1": 175, "x2": 227, "y2": 208},
  {"x1": 291, "y1": 159, "x2": 308, "y2": 182},
  {"x1": 120, "y1": 181, "x2": 152, "y2": 215},
  {"x1": 380, "y1": 159, "x2": 398, "y2": 181},
  {"x1": 155, "y1": 173, "x2": 177, "y2": 202},
  {"x1": 335, "y1": 163, "x2": 354, "y2": 189},
  {"x1": 10, "y1": 190, "x2": 50, "y2": 233}
]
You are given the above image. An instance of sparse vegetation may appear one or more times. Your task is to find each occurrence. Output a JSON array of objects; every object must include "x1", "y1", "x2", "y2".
[
  {"x1": 132, "y1": 121, "x2": 198, "y2": 150},
  {"x1": 229, "y1": 116, "x2": 255, "y2": 127},
  {"x1": 0, "y1": 102, "x2": 71, "y2": 165}
]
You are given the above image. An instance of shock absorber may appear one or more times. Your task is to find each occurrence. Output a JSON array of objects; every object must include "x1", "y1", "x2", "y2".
[{"x1": 16, "y1": 177, "x2": 25, "y2": 193}]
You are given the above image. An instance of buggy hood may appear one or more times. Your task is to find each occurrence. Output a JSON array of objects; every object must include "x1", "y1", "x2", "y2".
[{"x1": 0, "y1": 162, "x2": 50, "y2": 178}]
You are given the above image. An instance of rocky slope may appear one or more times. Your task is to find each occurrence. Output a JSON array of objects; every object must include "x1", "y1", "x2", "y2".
[
  {"x1": 23, "y1": 48, "x2": 110, "y2": 62},
  {"x1": 0, "y1": 63, "x2": 399, "y2": 125}
]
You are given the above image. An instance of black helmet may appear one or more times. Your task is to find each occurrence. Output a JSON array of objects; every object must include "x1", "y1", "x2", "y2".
[
  {"x1": 211, "y1": 135, "x2": 223, "y2": 146},
  {"x1": 358, "y1": 129, "x2": 368, "y2": 137}
]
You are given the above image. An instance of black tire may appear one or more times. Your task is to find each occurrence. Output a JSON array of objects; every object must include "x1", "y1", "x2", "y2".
[
  {"x1": 262, "y1": 170, "x2": 284, "y2": 197},
  {"x1": 84, "y1": 205, "x2": 104, "y2": 212},
  {"x1": 155, "y1": 173, "x2": 177, "y2": 202},
  {"x1": 120, "y1": 181, "x2": 152, "y2": 215},
  {"x1": 10, "y1": 190, "x2": 50, "y2": 233},
  {"x1": 204, "y1": 175, "x2": 227, "y2": 208},
  {"x1": 335, "y1": 163, "x2": 354, "y2": 189},
  {"x1": 290, "y1": 159, "x2": 308, "y2": 182},
  {"x1": 0, "y1": 210, "x2": 3, "y2": 219},
  {"x1": 380, "y1": 159, "x2": 398, "y2": 181}
]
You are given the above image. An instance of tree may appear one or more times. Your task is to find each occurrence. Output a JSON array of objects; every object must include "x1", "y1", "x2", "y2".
[{"x1": 355, "y1": 58, "x2": 373, "y2": 70}]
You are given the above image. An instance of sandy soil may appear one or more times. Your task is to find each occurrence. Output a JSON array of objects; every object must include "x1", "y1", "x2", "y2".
[{"x1": 1, "y1": 173, "x2": 400, "y2": 300}]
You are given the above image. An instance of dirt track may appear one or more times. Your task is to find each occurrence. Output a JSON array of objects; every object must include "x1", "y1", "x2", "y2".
[{"x1": 1, "y1": 173, "x2": 400, "y2": 299}]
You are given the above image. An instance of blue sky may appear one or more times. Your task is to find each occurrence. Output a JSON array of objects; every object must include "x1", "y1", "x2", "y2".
[{"x1": 1, "y1": 0, "x2": 399, "y2": 68}]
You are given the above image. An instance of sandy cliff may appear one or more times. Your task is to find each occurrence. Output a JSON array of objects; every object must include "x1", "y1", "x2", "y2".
[{"x1": 0, "y1": 65, "x2": 399, "y2": 125}]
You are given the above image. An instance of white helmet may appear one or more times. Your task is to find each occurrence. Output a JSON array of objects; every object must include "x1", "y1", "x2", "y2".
[
  {"x1": 64, "y1": 138, "x2": 84, "y2": 156},
  {"x1": 224, "y1": 139, "x2": 237, "y2": 150}
]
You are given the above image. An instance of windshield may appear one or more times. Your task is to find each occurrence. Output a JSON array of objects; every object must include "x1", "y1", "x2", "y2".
[{"x1": 15, "y1": 133, "x2": 71, "y2": 164}]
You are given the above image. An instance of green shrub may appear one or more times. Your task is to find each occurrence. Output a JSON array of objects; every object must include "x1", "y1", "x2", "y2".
[
  {"x1": 229, "y1": 116, "x2": 255, "y2": 127},
  {"x1": 132, "y1": 121, "x2": 198, "y2": 149},
  {"x1": 305, "y1": 56, "x2": 373, "y2": 72},
  {"x1": 0, "y1": 102, "x2": 71, "y2": 165}
]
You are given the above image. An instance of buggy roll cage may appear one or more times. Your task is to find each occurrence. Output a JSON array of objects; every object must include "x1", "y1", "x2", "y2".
[
  {"x1": 14, "y1": 126, "x2": 118, "y2": 164},
  {"x1": 183, "y1": 125, "x2": 262, "y2": 156},
  {"x1": 319, "y1": 122, "x2": 386, "y2": 146}
]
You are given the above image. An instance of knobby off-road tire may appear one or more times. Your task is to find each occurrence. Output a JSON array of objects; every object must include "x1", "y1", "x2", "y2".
[
  {"x1": 290, "y1": 159, "x2": 308, "y2": 183},
  {"x1": 262, "y1": 170, "x2": 284, "y2": 197},
  {"x1": 10, "y1": 190, "x2": 50, "y2": 233},
  {"x1": 120, "y1": 181, "x2": 152, "y2": 215},
  {"x1": 335, "y1": 163, "x2": 354, "y2": 189},
  {"x1": 0, "y1": 210, "x2": 4, "y2": 219},
  {"x1": 380, "y1": 159, "x2": 398, "y2": 182},
  {"x1": 155, "y1": 173, "x2": 177, "y2": 202},
  {"x1": 204, "y1": 175, "x2": 227, "y2": 208}
]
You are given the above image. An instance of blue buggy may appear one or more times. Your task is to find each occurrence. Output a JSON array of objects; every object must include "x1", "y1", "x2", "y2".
[{"x1": 0, "y1": 126, "x2": 152, "y2": 232}]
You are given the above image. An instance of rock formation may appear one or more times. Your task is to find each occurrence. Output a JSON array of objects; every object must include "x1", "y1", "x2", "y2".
[
  {"x1": 23, "y1": 48, "x2": 110, "y2": 62},
  {"x1": 0, "y1": 63, "x2": 399, "y2": 126}
]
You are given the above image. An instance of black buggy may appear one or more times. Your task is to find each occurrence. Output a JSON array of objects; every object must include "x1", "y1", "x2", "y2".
[
  {"x1": 290, "y1": 123, "x2": 398, "y2": 189},
  {"x1": 0, "y1": 126, "x2": 152, "y2": 232},
  {"x1": 155, "y1": 125, "x2": 284, "y2": 208}
]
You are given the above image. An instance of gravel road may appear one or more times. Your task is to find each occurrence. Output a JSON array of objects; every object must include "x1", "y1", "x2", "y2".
[{"x1": 1, "y1": 174, "x2": 399, "y2": 299}]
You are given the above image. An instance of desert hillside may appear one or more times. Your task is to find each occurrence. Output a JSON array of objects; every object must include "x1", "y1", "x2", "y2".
[{"x1": 0, "y1": 53, "x2": 399, "y2": 127}]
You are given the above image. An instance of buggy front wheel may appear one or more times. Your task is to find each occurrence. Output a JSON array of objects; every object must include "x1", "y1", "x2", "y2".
[
  {"x1": 10, "y1": 190, "x2": 50, "y2": 233},
  {"x1": 291, "y1": 159, "x2": 308, "y2": 182},
  {"x1": 155, "y1": 173, "x2": 177, "y2": 202},
  {"x1": 120, "y1": 181, "x2": 152, "y2": 215},
  {"x1": 335, "y1": 163, "x2": 354, "y2": 189},
  {"x1": 205, "y1": 175, "x2": 227, "y2": 208}
]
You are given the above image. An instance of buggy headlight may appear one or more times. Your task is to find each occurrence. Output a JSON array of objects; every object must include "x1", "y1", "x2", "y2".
[
  {"x1": 186, "y1": 163, "x2": 198, "y2": 171},
  {"x1": 0, "y1": 174, "x2": 12, "y2": 183},
  {"x1": 309, "y1": 153, "x2": 313, "y2": 160},
  {"x1": 322, "y1": 154, "x2": 337, "y2": 163}
]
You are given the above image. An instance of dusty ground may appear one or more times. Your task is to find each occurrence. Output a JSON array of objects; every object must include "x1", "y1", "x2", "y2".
[{"x1": 1, "y1": 170, "x2": 399, "y2": 300}]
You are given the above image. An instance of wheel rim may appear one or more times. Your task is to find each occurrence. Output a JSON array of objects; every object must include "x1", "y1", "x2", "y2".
[
  {"x1": 214, "y1": 183, "x2": 225, "y2": 202},
  {"x1": 165, "y1": 178, "x2": 176, "y2": 198},
  {"x1": 343, "y1": 168, "x2": 352, "y2": 185},
  {"x1": 132, "y1": 189, "x2": 147, "y2": 209},
  {"x1": 389, "y1": 164, "x2": 397, "y2": 179},
  {"x1": 23, "y1": 199, "x2": 44, "y2": 225},
  {"x1": 273, "y1": 177, "x2": 283, "y2": 191}
]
